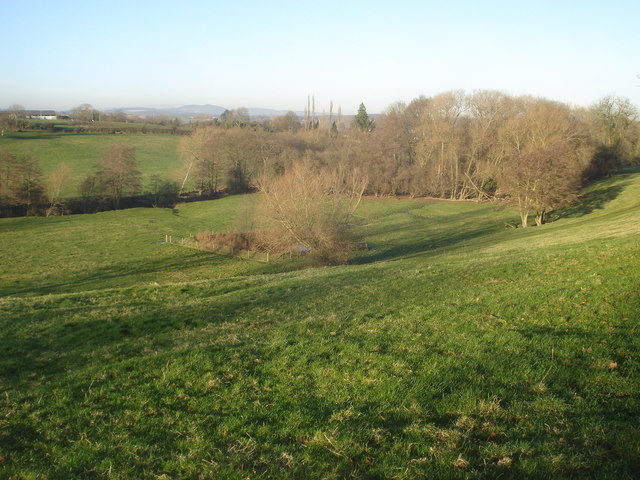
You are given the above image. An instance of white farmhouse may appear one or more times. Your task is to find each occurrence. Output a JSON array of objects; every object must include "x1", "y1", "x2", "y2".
[{"x1": 26, "y1": 110, "x2": 57, "y2": 120}]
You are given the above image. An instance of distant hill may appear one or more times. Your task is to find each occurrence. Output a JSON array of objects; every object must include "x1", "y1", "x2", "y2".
[
  {"x1": 176, "y1": 104, "x2": 227, "y2": 116},
  {"x1": 106, "y1": 105, "x2": 307, "y2": 120},
  {"x1": 109, "y1": 104, "x2": 227, "y2": 119},
  {"x1": 246, "y1": 107, "x2": 297, "y2": 118}
]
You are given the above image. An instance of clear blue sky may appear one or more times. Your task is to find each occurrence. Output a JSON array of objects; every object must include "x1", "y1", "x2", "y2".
[{"x1": 1, "y1": 0, "x2": 638, "y2": 114}]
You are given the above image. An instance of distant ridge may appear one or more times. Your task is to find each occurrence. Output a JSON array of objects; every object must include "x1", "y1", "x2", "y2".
[
  {"x1": 108, "y1": 104, "x2": 226, "y2": 119},
  {"x1": 176, "y1": 104, "x2": 227, "y2": 116},
  {"x1": 106, "y1": 105, "x2": 303, "y2": 119}
]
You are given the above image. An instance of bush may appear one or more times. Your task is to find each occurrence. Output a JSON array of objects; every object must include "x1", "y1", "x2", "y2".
[{"x1": 257, "y1": 162, "x2": 367, "y2": 265}]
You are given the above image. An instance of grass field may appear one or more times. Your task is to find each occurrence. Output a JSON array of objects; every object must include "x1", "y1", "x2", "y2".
[
  {"x1": 0, "y1": 170, "x2": 639, "y2": 479},
  {"x1": 0, "y1": 132, "x2": 183, "y2": 195}
]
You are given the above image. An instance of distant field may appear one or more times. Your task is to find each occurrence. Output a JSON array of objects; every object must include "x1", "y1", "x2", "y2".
[
  {"x1": 0, "y1": 131, "x2": 183, "y2": 195},
  {"x1": 1, "y1": 172, "x2": 639, "y2": 478}
]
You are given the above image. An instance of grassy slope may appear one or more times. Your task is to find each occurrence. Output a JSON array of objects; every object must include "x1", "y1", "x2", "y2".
[
  {"x1": 0, "y1": 172, "x2": 639, "y2": 479},
  {"x1": 0, "y1": 132, "x2": 183, "y2": 195},
  {"x1": 0, "y1": 195, "x2": 288, "y2": 297}
]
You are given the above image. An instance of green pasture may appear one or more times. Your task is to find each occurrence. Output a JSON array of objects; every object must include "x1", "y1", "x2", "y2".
[
  {"x1": 0, "y1": 194, "x2": 286, "y2": 297},
  {"x1": 0, "y1": 131, "x2": 183, "y2": 195},
  {"x1": 0, "y1": 171, "x2": 639, "y2": 479}
]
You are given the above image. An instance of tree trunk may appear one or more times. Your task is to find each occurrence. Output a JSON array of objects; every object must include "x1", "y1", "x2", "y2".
[
  {"x1": 535, "y1": 209, "x2": 545, "y2": 226},
  {"x1": 520, "y1": 210, "x2": 529, "y2": 228}
]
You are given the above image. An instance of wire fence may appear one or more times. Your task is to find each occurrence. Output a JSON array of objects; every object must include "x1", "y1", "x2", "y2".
[
  {"x1": 162, "y1": 235, "x2": 368, "y2": 263},
  {"x1": 164, "y1": 235, "x2": 293, "y2": 263}
]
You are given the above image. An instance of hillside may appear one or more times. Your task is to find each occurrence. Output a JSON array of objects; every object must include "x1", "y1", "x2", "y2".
[
  {"x1": 1, "y1": 171, "x2": 639, "y2": 479},
  {"x1": 0, "y1": 132, "x2": 183, "y2": 195}
]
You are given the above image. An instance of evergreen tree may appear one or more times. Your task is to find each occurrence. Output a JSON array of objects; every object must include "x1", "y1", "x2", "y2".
[{"x1": 354, "y1": 103, "x2": 372, "y2": 131}]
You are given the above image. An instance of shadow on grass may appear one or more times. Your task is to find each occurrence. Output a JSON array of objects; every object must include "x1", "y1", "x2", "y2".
[
  {"x1": 2, "y1": 256, "x2": 639, "y2": 478},
  {"x1": 3, "y1": 132, "x2": 103, "y2": 140},
  {"x1": 351, "y1": 209, "x2": 508, "y2": 265},
  {"x1": 0, "y1": 251, "x2": 222, "y2": 297},
  {"x1": 0, "y1": 245, "x2": 290, "y2": 298},
  {"x1": 553, "y1": 182, "x2": 627, "y2": 220},
  {"x1": 2, "y1": 134, "x2": 61, "y2": 140},
  {"x1": 1, "y1": 282, "x2": 274, "y2": 384},
  {"x1": 0, "y1": 215, "x2": 78, "y2": 234}
]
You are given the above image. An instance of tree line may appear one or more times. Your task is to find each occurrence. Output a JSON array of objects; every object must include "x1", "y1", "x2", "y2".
[
  {"x1": 1, "y1": 91, "x2": 638, "y2": 225},
  {"x1": 181, "y1": 91, "x2": 638, "y2": 227}
]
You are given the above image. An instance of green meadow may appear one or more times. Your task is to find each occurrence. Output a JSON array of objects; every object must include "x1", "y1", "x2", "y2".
[
  {"x1": 0, "y1": 132, "x2": 183, "y2": 195},
  {"x1": 0, "y1": 171, "x2": 639, "y2": 479}
]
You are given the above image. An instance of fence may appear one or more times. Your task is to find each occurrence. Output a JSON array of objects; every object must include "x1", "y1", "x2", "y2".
[
  {"x1": 165, "y1": 235, "x2": 368, "y2": 263},
  {"x1": 169, "y1": 236, "x2": 291, "y2": 263}
]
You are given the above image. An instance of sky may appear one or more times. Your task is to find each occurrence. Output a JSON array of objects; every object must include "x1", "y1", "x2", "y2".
[{"x1": 1, "y1": 0, "x2": 638, "y2": 114}]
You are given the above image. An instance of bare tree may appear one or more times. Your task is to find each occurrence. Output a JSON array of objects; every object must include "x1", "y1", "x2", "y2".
[
  {"x1": 304, "y1": 95, "x2": 310, "y2": 131},
  {"x1": 500, "y1": 143, "x2": 582, "y2": 226},
  {"x1": 271, "y1": 111, "x2": 301, "y2": 132},
  {"x1": 464, "y1": 90, "x2": 516, "y2": 199},
  {"x1": 0, "y1": 151, "x2": 46, "y2": 215},
  {"x1": 0, "y1": 149, "x2": 20, "y2": 211},
  {"x1": 1, "y1": 104, "x2": 26, "y2": 132},
  {"x1": 46, "y1": 162, "x2": 73, "y2": 216},
  {"x1": 592, "y1": 96, "x2": 638, "y2": 148},
  {"x1": 329, "y1": 101, "x2": 334, "y2": 132},
  {"x1": 95, "y1": 143, "x2": 141, "y2": 208},
  {"x1": 72, "y1": 103, "x2": 98, "y2": 123},
  {"x1": 19, "y1": 154, "x2": 46, "y2": 213},
  {"x1": 413, "y1": 91, "x2": 467, "y2": 198},
  {"x1": 219, "y1": 108, "x2": 250, "y2": 128},
  {"x1": 585, "y1": 96, "x2": 639, "y2": 177},
  {"x1": 179, "y1": 127, "x2": 223, "y2": 195},
  {"x1": 258, "y1": 162, "x2": 367, "y2": 265},
  {"x1": 498, "y1": 99, "x2": 587, "y2": 226},
  {"x1": 219, "y1": 128, "x2": 281, "y2": 193}
]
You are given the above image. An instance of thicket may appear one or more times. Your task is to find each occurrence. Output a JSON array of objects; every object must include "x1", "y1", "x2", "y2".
[{"x1": 255, "y1": 162, "x2": 367, "y2": 265}]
